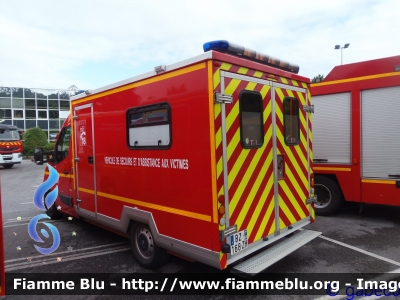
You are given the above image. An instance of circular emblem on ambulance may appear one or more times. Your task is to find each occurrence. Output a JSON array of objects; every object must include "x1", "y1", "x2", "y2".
[{"x1": 245, "y1": 138, "x2": 249, "y2": 145}]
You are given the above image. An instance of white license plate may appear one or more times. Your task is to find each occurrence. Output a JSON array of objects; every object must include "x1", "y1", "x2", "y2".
[{"x1": 229, "y1": 229, "x2": 248, "y2": 255}]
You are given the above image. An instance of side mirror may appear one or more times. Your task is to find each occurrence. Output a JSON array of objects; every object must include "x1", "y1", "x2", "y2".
[{"x1": 34, "y1": 148, "x2": 44, "y2": 165}]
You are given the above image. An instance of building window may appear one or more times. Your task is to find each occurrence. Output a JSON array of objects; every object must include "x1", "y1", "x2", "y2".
[
  {"x1": 0, "y1": 98, "x2": 11, "y2": 108},
  {"x1": 0, "y1": 88, "x2": 11, "y2": 98},
  {"x1": 12, "y1": 99, "x2": 24, "y2": 108},
  {"x1": 239, "y1": 90, "x2": 264, "y2": 148},
  {"x1": 60, "y1": 100, "x2": 70, "y2": 110},
  {"x1": 38, "y1": 120, "x2": 48, "y2": 130},
  {"x1": 25, "y1": 99, "x2": 36, "y2": 109},
  {"x1": 127, "y1": 103, "x2": 171, "y2": 149},
  {"x1": 25, "y1": 110, "x2": 36, "y2": 119},
  {"x1": 38, "y1": 110, "x2": 48, "y2": 119},
  {"x1": 25, "y1": 120, "x2": 37, "y2": 129},
  {"x1": 13, "y1": 120, "x2": 24, "y2": 129},
  {"x1": 0, "y1": 109, "x2": 11, "y2": 119},
  {"x1": 12, "y1": 88, "x2": 23, "y2": 98},
  {"x1": 48, "y1": 100, "x2": 59, "y2": 109},
  {"x1": 49, "y1": 110, "x2": 59, "y2": 119},
  {"x1": 13, "y1": 110, "x2": 23, "y2": 119},
  {"x1": 24, "y1": 88, "x2": 35, "y2": 98},
  {"x1": 37, "y1": 99, "x2": 47, "y2": 109},
  {"x1": 283, "y1": 97, "x2": 300, "y2": 146}
]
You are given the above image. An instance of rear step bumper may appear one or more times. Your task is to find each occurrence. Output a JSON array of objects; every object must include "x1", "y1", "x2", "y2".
[{"x1": 231, "y1": 229, "x2": 321, "y2": 275}]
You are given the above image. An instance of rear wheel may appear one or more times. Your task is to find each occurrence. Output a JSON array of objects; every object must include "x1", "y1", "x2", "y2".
[
  {"x1": 314, "y1": 176, "x2": 343, "y2": 215},
  {"x1": 130, "y1": 223, "x2": 169, "y2": 269},
  {"x1": 3, "y1": 164, "x2": 14, "y2": 169}
]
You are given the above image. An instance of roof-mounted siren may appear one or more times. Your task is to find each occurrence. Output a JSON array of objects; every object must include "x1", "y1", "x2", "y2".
[{"x1": 203, "y1": 40, "x2": 300, "y2": 74}]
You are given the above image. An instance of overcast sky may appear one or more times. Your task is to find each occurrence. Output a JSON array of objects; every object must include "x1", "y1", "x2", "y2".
[{"x1": 1, "y1": 0, "x2": 399, "y2": 90}]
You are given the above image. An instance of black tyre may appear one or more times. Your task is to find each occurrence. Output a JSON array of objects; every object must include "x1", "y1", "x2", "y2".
[
  {"x1": 44, "y1": 190, "x2": 63, "y2": 220},
  {"x1": 130, "y1": 223, "x2": 169, "y2": 269},
  {"x1": 314, "y1": 176, "x2": 343, "y2": 216},
  {"x1": 3, "y1": 164, "x2": 14, "y2": 169}
]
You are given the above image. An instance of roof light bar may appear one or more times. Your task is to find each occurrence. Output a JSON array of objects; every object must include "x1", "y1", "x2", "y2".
[{"x1": 203, "y1": 40, "x2": 300, "y2": 74}]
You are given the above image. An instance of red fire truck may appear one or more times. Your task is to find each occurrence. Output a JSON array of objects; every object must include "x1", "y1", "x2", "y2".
[
  {"x1": 311, "y1": 55, "x2": 400, "y2": 215},
  {"x1": 34, "y1": 40, "x2": 320, "y2": 274},
  {"x1": 0, "y1": 123, "x2": 23, "y2": 169},
  {"x1": 0, "y1": 181, "x2": 5, "y2": 295}
]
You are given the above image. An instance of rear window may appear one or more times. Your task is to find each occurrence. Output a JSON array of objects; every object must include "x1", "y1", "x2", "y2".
[
  {"x1": 283, "y1": 97, "x2": 300, "y2": 146},
  {"x1": 239, "y1": 90, "x2": 264, "y2": 148}
]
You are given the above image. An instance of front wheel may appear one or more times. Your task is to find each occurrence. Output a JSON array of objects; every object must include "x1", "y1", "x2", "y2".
[
  {"x1": 314, "y1": 176, "x2": 343, "y2": 216},
  {"x1": 130, "y1": 223, "x2": 169, "y2": 269},
  {"x1": 3, "y1": 164, "x2": 14, "y2": 169},
  {"x1": 44, "y1": 190, "x2": 63, "y2": 220}
]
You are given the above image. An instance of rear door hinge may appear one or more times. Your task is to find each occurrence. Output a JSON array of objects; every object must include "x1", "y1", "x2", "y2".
[
  {"x1": 305, "y1": 195, "x2": 317, "y2": 205},
  {"x1": 73, "y1": 115, "x2": 78, "y2": 120},
  {"x1": 303, "y1": 105, "x2": 314, "y2": 113},
  {"x1": 215, "y1": 92, "x2": 233, "y2": 104}
]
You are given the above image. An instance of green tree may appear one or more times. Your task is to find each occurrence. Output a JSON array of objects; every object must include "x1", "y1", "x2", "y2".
[
  {"x1": 312, "y1": 74, "x2": 325, "y2": 83},
  {"x1": 22, "y1": 127, "x2": 48, "y2": 156}
]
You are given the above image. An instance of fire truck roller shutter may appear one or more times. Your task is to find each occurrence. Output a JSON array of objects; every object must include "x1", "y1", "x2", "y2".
[
  {"x1": 129, "y1": 222, "x2": 169, "y2": 269},
  {"x1": 361, "y1": 86, "x2": 400, "y2": 179}
]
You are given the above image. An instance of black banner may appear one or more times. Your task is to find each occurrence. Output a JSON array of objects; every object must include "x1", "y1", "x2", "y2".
[{"x1": 5, "y1": 273, "x2": 400, "y2": 296}]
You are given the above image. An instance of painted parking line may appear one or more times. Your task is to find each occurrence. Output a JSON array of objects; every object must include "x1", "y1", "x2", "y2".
[
  {"x1": 313, "y1": 267, "x2": 400, "y2": 300},
  {"x1": 312, "y1": 234, "x2": 400, "y2": 300},
  {"x1": 5, "y1": 241, "x2": 130, "y2": 271},
  {"x1": 319, "y1": 235, "x2": 400, "y2": 267}
]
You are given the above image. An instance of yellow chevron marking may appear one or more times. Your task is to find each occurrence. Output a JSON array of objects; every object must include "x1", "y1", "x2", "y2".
[
  {"x1": 226, "y1": 101, "x2": 239, "y2": 134},
  {"x1": 238, "y1": 67, "x2": 249, "y2": 74},
  {"x1": 278, "y1": 195, "x2": 297, "y2": 228},
  {"x1": 98, "y1": 191, "x2": 211, "y2": 222},
  {"x1": 216, "y1": 80, "x2": 266, "y2": 192},
  {"x1": 276, "y1": 130, "x2": 308, "y2": 185},
  {"x1": 254, "y1": 196, "x2": 275, "y2": 240},
  {"x1": 215, "y1": 127, "x2": 222, "y2": 150},
  {"x1": 242, "y1": 149, "x2": 274, "y2": 237},
  {"x1": 302, "y1": 82, "x2": 309, "y2": 89},
  {"x1": 216, "y1": 154, "x2": 223, "y2": 179},
  {"x1": 284, "y1": 89, "x2": 307, "y2": 134},
  {"x1": 229, "y1": 124, "x2": 272, "y2": 214},
  {"x1": 275, "y1": 104, "x2": 308, "y2": 169},
  {"x1": 254, "y1": 71, "x2": 263, "y2": 78},
  {"x1": 214, "y1": 103, "x2": 221, "y2": 120},
  {"x1": 236, "y1": 130, "x2": 273, "y2": 227},
  {"x1": 279, "y1": 180, "x2": 307, "y2": 219},
  {"x1": 219, "y1": 99, "x2": 272, "y2": 195},
  {"x1": 291, "y1": 80, "x2": 299, "y2": 87},
  {"x1": 284, "y1": 162, "x2": 307, "y2": 201},
  {"x1": 213, "y1": 62, "x2": 233, "y2": 89},
  {"x1": 281, "y1": 77, "x2": 288, "y2": 84}
]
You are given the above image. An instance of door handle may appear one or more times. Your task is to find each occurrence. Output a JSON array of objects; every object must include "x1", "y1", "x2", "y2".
[{"x1": 88, "y1": 156, "x2": 93, "y2": 164}]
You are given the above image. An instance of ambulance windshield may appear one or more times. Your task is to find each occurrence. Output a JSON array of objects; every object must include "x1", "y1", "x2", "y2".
[{"x1": 0, "y1": 128, "x2": 20, "y2": 141}]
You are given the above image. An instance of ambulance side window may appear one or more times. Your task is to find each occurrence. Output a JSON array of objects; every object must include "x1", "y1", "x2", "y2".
[
  {"x1": 239, "y1": 90, "x2": 264, "y2": 148},
  {"x1": 55, "y1": 126, "x2": 71, "y2": 163},
  {"x1": 127, "y1": 103, "x2": 171, "y2": 149},
  {"x1": 283, "y1": 97, "x2": 300, "y2": 146}
]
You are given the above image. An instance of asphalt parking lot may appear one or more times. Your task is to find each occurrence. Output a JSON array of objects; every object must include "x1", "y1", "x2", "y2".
[{"x1": 2, "y1": 160, "x2": 400, "y2": 299}]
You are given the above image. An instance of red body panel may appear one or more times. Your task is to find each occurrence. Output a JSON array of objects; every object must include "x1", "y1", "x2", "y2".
[{"x1": 312, "y1": 55, "x2": 400, "y2": 206}]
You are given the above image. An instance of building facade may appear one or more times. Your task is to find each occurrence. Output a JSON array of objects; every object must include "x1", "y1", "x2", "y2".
[{"x1": 0, "y1": 86, "x2": 81, "y2": 140}]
